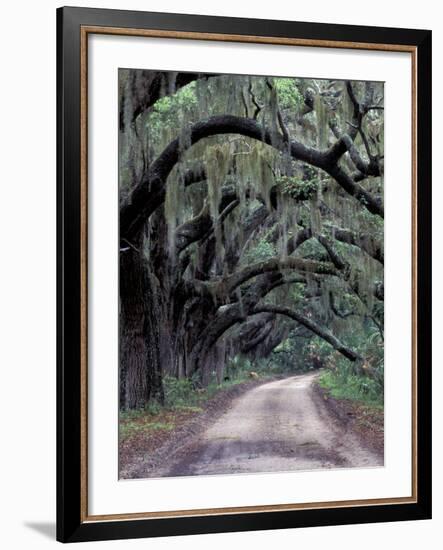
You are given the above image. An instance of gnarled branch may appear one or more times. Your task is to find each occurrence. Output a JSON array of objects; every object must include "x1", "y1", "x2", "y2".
[
  {"x1": 252, "y1": 305, "x2": 361, "y2": 362},
  {"x1": 121, "y1": 114, "x2": 383, "y2": 241}
]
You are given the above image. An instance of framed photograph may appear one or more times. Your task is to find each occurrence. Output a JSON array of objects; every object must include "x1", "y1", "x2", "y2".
[{"x1": 57, "y1": 6, "x2": 432, "y2": 543}]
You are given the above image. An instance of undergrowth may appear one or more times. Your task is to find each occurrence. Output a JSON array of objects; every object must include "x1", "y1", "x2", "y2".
[{"x1": 318, "y1": 369, "x2": 383, "y2": 408}]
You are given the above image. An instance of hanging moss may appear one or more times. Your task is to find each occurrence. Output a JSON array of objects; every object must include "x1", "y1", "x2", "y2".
[
  {"x1": 245, "y1": 143, "x2": 275, "y2": 209},
  {"x1": 309, "y1": 195, "x2": 322, "y2": 234},
  {"x1": 277, "y1": 197, "x2": 299, "y2": 259},
  {"x1": 203, "y1": 142, "x2": 232, "y2": 266},
  {"x1": 164, "y1": 166, "x2": 186, "y2": 258},
  {"x1": 314, "y1": 93, "x2": 329, "y2": 149},
  {"x1": 205, "y1": 143, "x2": 231, "y2": 219},
  {"x1": 118, "y1": 70, "x2": 150, "y2": 197},
  {"x1": 178, "y1": 122, "x2": 192, "y2": 159}
]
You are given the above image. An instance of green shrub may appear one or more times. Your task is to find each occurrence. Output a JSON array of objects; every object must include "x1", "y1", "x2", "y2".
[
  {"x1": 163, "y1": 375, "x2": 198, "y2": 408},
  {"x1": 318, "y1": 369, "x2": 383, "y2": 407}
]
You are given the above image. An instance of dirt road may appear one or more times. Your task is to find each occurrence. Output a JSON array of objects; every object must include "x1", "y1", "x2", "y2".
[{"x1": 161, "y1": 372, "x2": 382, "y2": 477}]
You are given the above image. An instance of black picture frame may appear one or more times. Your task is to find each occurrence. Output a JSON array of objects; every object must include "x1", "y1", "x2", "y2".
[{"x1": 57, "y1": 6, "x2": 432, "y2": 543}]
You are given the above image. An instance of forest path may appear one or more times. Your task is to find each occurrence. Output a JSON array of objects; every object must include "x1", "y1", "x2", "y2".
[{"x1": 165, "y1": 372, "x2": 382, "y2": 477}]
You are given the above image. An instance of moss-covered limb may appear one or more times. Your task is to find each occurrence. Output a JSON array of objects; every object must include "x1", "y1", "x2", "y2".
[
  {"x1": 214, "y1": 256, "x2": 337, "y2": 296},
  {"x1": 187, "y1": 272, "x2": 285, "y2": 373},
  {"x1": 252, "y1": 304, "x2": 362, "y2": 362},
  {"x1": 329, "y1": 226, "x2": 384, "y2": 265},
  {"x1": 329, "y1": 119, "x2": 381, "y2": 179},
  {"x1": 253, "y1": 324, "x2": 289, "y2": 358},
  {"x1": 226, "y1": 313, "x2": 277, "y2": 357},
  {"x1": 322, "y1": 87, "x2": 358, "y2": 163},
  {"x1": 315, "y1": 233, "x2": 384, "y2": 311},
  {"x1": 352, "y1": 171, "x2": 369, "y2": 183},
  {"x1": 329, "y1": 291, "x2": 356, "y2": 319},
  {"x1": 174, "y1": 186, "x2": 240, "y2": 253},
  {"x1": 192, "y1": 204, "x2": 271, "y2": 281},
  {"x1": 188, "y1": 264, "x2": 348, "y2": 376},
  {"x1": 324, "y1": 163, "x2": 383, "y2": 217},
  {"x1": 349, "y1": 273, "x2": 385, "y2": 306},
  {"x1": 287, "y1": 228, "x2": 313, "y2": 254},
  {"x1": 174, "y1": 204, "x2": 214, "y2": 252},
  {"x1": 120, "y1": 114, "x2": 384, "y2": 241},
  {"x1": 225, "y1": 206, "x2": 274, "y2": 273},
  {"x1": 264, "y1": 221, "x2": 313, "y2": 256},
  {"x1": 265, "y1": 276, "x2": 308, "y2": 295},
  {"x1": 316, "y1": 235, "x2": 347, "y2": 270},
  {"x1": 240, "y1": 321, "x2": 275, "y2": 355},
  {"x1": 120, "y1": 115, "x2": 320, "y2": 240},
  {"x1": 194, "y1": 271, "x2": 357, "y2": 367},
  {"x1": 219, "y1": 274, "x2": 308, "y2": 315},
  {"x1": 329, "y1": 80, "x2": 383, "y2": 184},
  {"x1": 328, "y1": 291, "x2": 381, "y2": 327},
  {"x1": 119, "y1": 165, "x2": 207, "y2": 250},
  {"x1": 235, "y1": 312, "x2": 274, "y2": 340}
]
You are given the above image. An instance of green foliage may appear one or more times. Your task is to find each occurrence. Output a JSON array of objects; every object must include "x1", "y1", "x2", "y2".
[
  {"x1": 242, "y1": 237, "x2": 277, "y2": 264},
  {"x1": 295, "y1": 238, "x2": 329, "y2": 260},
  {"x1": 313, "y1": 317, "x2": 384, "y2": 406},
  {"x1": 119, "y1": 407, "x2": 178, "y2": 440},
  {"x1": 276, "y1": 175, "x2": 318, "y2": 201},
  {"x1": 226, "y1": 354, "x2": 292, "y2": 378},
  {"x1": 145, "y1": 400, "x2": 162, "y2": 416},
  {"x1": 274, "y1": 78, "x2": 304, "y2": 111},
  {"x1": 163, "y1": 375, "x2": 200, "y2": 408},
  {"x1": 152, "y1": 82, "x2": 198, "y2": 119},
  {"x1": 318, "y1": 369, "x2": 383, "y2": 407},
  {"x1": 270, "y1": 333, "x2": 332, "y2": 373},
  {"x1": 144, "y1": 82, "x2": 198, "y2": 153}
]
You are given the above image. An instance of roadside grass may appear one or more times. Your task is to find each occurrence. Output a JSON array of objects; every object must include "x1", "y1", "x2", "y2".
[
  {"x1": 317, "y1": 369, "x2": 383, "y2": 409},
  {"x1": 119, "y1": 419, "x2": 175, "y2": 439},
  {"x1": 119, "y1": 408, "x2": 199, "y2": 446},
  {"x1": 119, "y1": 377, "x2": 245, "y2": 444},
  {"x1": 317, "y1": 369, "x2": 384, "y2": 455}
]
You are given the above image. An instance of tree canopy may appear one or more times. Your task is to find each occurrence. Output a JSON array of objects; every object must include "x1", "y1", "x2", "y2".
[{"x1": 119, "y1": 70, "x2": 384, "y2": 410}]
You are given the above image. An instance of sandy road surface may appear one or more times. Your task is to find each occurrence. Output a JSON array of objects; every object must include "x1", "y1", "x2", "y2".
[{"x1": 163, "y1": 372, "x2": 382, "y2": 477}]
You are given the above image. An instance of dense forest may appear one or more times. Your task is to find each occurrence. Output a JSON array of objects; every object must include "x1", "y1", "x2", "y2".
[{"x1": 118, "y1": 70, "x2": 384, "y2": 411}]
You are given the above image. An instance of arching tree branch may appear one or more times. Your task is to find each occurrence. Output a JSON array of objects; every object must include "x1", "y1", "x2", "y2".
[
  {"x1": 213, "y1": 256, "x2": 337, "y2": 295},
  {"x1": 175, "y1": 187, "x2": 239, "y2": 253},
  {"x1": 252, "y1": 305, "x2": 361, "y2": 362},
  {"x1": 121, "y1": 114, "x2": 383, "y2": 241},
  {"x1": 330, "y1": 226, "x2": 384, "y2": 265}
]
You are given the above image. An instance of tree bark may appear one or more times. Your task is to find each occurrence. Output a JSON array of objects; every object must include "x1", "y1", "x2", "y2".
[{"x1": 119, "y1": 238, "x2": 164, "y2": 409}]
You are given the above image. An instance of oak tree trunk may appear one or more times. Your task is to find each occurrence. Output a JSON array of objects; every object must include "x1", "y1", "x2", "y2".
[{"x1": 119, "y1": 238, "x2": 164, "y2": 409}]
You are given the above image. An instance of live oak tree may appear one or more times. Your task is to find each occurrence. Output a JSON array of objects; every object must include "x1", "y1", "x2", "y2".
[{"x1": 119, "y1": 70, "x2": 384, "y2": 409}]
